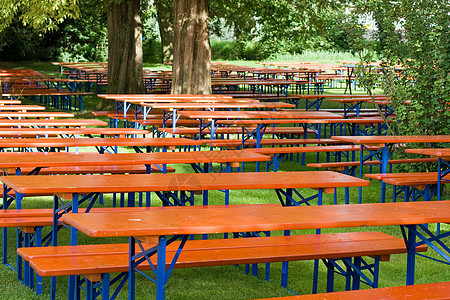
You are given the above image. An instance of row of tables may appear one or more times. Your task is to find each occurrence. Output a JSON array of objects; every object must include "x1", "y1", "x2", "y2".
[{"x1": 0, "y1": 89, "x2": 448, "y2": 298}]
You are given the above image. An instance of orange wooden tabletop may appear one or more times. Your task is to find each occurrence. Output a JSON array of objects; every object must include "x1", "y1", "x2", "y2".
[
  {"x1": 107, "y1": 97, "x2": 259, "y2": 104},
  {"x1": 60, "y1": 201, "x2": 450, "y2": 237},
  {"x1": 261, "y1": 281, "x2": 450, "y2": 300},
  {"x1": 0, "y1": 100, "x2": 22, "y2": 105},
  {"x1": 296, "y1": 94, "x2": 386, "y2": 99},
  {"x1": 1, "y1": 171, "x2": 369, "y2": 196},
  {"x1": 250, "y1": 145, "x2": 374, "y2": 155},
  {"x1": 0, "y1": 119, "x2": 107, "y2": 127},
  {"x1": 0, "y1": 149, "x2": 269, "y2": 169},
  {"x1": 365, "y1": 172, "x2": 438, "y2": 181},
  {"x1": 177, "y1": 110, "x2": 343, "y2": 120},
  {"x1": 211, "y1": 79, "x2": 300, "y2": 85},
  {"x1": 2, "y1": 91, "x2": 93, "y2": 96},
  {"x1": 405, "y1": 148, "x2": 450, "y2": 160},
  {"x1": 0, "y1": 127, "x2": 149, "y2": 137},
  {"x1": 140, "y1": 101, "x2": 294, "y2": 110},
  {"x1": 0, "y1": 105, "x2": 46, "y2": 111},
  {"x1": 98, "y1": 94, "x2": 232, "y2": 100},
  {"x1": 0, "y1": 112, "x2": 74, "y2": 118},
  {"x1": 326, "y1": 97, "x2": 389, "y2": 103},
  {"x1": 0, "y1": 137, "x2": 202, "y2": 149},
  {"x1": 217, "y1": 118, "x2": 384, "y2": 126},
  {"x1": 331, "y1": 135, "x2": 450, "y2": 147}
]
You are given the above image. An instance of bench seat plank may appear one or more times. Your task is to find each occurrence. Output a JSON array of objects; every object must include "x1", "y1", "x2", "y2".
[
  {"x1": 18, "y1": 232, "x2": 396, "y2": 259},
  {"x1": 259, "y1": 281, "x2": 450, "y2": 299},
  {"x1": 23, "y1": 232, "x2": 426, "y2": 277}
]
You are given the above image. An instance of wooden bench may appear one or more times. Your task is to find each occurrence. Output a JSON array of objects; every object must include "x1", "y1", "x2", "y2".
[
  {"x1": 250, "y1": 145, "x2": 378, "y2": 172},
  {"x1": 158, "y1": 126, "x2": 310, "y2": 139},
  {"x1": 365, "y1": 172, "x2": 447, "y2": 202},
  {"x1": 18, "y1": 231, "x2": 427, "y2": 298},
  {"x1": 2, "y1": 164, "x2": 175, "y2": 176},
  {"x1": 202, "y1": 138, "x2": 349, "y2": 149},
  {"x1": 3, "y1": 91, "x2": 94, "y2": 110},
  {"x1": 307, "y1": 158, "x2": 439, "y2": 175},
  {"x1": 255, "y1": 281, "x2": 450, "y2": 299}
]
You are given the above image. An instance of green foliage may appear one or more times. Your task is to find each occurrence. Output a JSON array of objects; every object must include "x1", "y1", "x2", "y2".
[
  {"x1": 0, "y1": 20, "x2": 59, "y2": 60},
  {"x1": 142, "y1": 3, "x2": 162, "y2": 63},
  {"x1": 210, "y1": 40, "x2": 270, "y2": 61},
  {"x1": 55, "y1": 0, "x2": 108, "y2": 62},
  {"x1": 211, "y1": 40, "x2": 240, "y2": 60},
  {"x1": 209, "y1": 0, "x2": 346, "y2": 55},
  {"x1": 348, "y1": 0, "x2": 449, "y2": 170},
  {"x1": 0, "y1": 0, "x2": 80, "y2": 33},
  {"x1": 0, "y1": 0, "x2": 107, "y2": 61}
]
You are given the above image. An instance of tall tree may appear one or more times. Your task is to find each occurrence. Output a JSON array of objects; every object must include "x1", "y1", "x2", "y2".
[
  {"x1": 154, "y1": 0, "x2": 174, "y2": 64},
  {"x1": 171, "y1": 0, "x2": 211, "y2": 94},
  {"x1": 107, "y1": 0, "x2": 144, "y2": 94}
]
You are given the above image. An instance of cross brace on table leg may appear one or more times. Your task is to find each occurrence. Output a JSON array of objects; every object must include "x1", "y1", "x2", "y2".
[
  {"x1": 128, "y1": 235, "x2": 188, "y2": 300},
  {"x1": 275, "y1": 188, "x2": 324, "y2": 207},
  {"x1": 402, "y1": 224, "x2": 450, "y2": 266}
]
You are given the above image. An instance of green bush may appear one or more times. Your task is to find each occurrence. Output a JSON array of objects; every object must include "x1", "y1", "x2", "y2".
[
  {"x1": 211, "y1": 40, "x2": 239, "y2": 60},
  {"x1": 211, "y1": 40, "x2": 270, "y2": 61},
  {"x1": 143, "y1": 39, "x2": 162, "y2": 63}
]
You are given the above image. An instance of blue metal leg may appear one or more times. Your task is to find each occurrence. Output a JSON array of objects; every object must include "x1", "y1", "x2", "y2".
[{"x1": 156, "y1": 236, "x2": 167, "y2": 300}]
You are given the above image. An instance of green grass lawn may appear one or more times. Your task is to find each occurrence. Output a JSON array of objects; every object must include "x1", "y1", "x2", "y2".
[{"x1": 0, "y1": 57, "x2": 448, "y2": 299}]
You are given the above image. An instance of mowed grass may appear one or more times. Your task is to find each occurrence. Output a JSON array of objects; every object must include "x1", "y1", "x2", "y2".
[{"x1": 0, "y1": 56, "x2": 448, "y2": 299}]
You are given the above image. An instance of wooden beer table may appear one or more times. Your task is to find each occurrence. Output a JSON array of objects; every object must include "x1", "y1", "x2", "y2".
[
  {"x1": 1, "y1": 171, "x2": 370, "y2": 247},
  {"x1": 0, "y1": 137, "x2": 203, "y2": 154},
  {"x1": 280, "y1": 94, "x2": 386, "y2": 111},
  {"x1": 0, "y1": 119, "x2": 107, "y2": 127},
  {"x1": 0, "y1": 150, "x2": 270, "y2": 208},
  {"x1": 97, "y1": 94, "x2": 258, "y2": 118},
  {"x1": 217, "y1": 118, "x2": 385, "y2": 145},
  {"x1": 0, "y1": 100, "x2": 22, "y2": 105},
  {"x1": 0, "y1": 127, "x2": 148, "y2": 138},
  {"x1": 60, "y1": 201, "x2": 450, "y2": 299},
  {"x1": 331, "y1": 135, "x2": 450, "y2": 203},
  {"x1": 0, "y1": 105, "x2": 46, "y2": 112},
  {"x1": 0, "y1": 149, "x2": 269, "y2": 176},
  {"x1": 0, "y1": 112, "x2": 74, "y2": 119},
  {"x1": 142, "y1": 101, "x2": 295, "y2": 128},
  {"x1": 406, "y1": 148, "x2": 450, "y2": 201},
  {"x1": 175, "y1": 110, "x2": 343, "y2": 145}
]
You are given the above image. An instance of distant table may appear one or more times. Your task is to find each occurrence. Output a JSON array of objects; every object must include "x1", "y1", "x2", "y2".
[
  {"x1": 0, "y1": 149, "x2": 270, "y2": 208},
  {"x1": 0, "y1": 127, "x2": 148, "y2": 138},
  {"x1": 294, "y1": 94, "x2": 386, "y2": 111},
  {"x1": 61, "y1": 201, "x2": 450, "y2": 299},
  {"x1": 96, "y1": 94, "x2": 255, "y2": 118},
  {"x1": 211, "y1": 78, "x2": 302, "y2": 96},
  {"x1": 0, "y1": 119, "x2": 107, "y2": 128},
  {"x1": 331, "y1": 135, "x2": 450, "y2": 203},
  {"x1": 140, "y1": 101, "x2": 294, "y2": 128},
  {"x1": 0, "y1": 112, "x2": 74, "y2": 119},
  {"x1": 218, "y1": 117, "x2": 385, "y2": 144},
  {"x1": 0, "y1": 105, "x2": 46, "y2": 112},
  {"x1": 177, "y1": 110, "x2": 343, "y2": 144},
  {"x1": 325, "y1": 97, "x2": 393, "y2": 118},
  {"x1": 0, "y1": 137, "x2": 203, "y2": 154}
]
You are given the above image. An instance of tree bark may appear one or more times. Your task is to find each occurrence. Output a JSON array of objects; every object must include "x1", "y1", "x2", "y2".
[
  {"x1": 172, "y1": 0, "x2": 211, "y2": 94},
  {"x1": 107, "y1": 0, "x2": 144, "y2": 94},
  {"x1": 155, "y1": 0, "x2": 174, "y2": 64}
]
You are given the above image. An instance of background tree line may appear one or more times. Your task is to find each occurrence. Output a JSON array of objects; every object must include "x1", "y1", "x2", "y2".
[{"x1": 0, "y1": 0, "x2": 349, "y2": 62}]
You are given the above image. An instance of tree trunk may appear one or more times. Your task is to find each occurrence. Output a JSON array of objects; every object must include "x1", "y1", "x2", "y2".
[
  {"x1": 155, "y1": 0, "x2": 174, "y2": 64},
  {"x1": 106, "y1": 0, "x2": 144, "y2": 94},
  {"x1": 172, "y1": 0, "x2": 211, "y2": 94}
]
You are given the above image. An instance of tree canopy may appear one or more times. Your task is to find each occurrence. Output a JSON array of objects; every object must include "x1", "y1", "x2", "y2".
[{"x1": 0, "y1": 0, "x2": 80, "y2": 33}]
